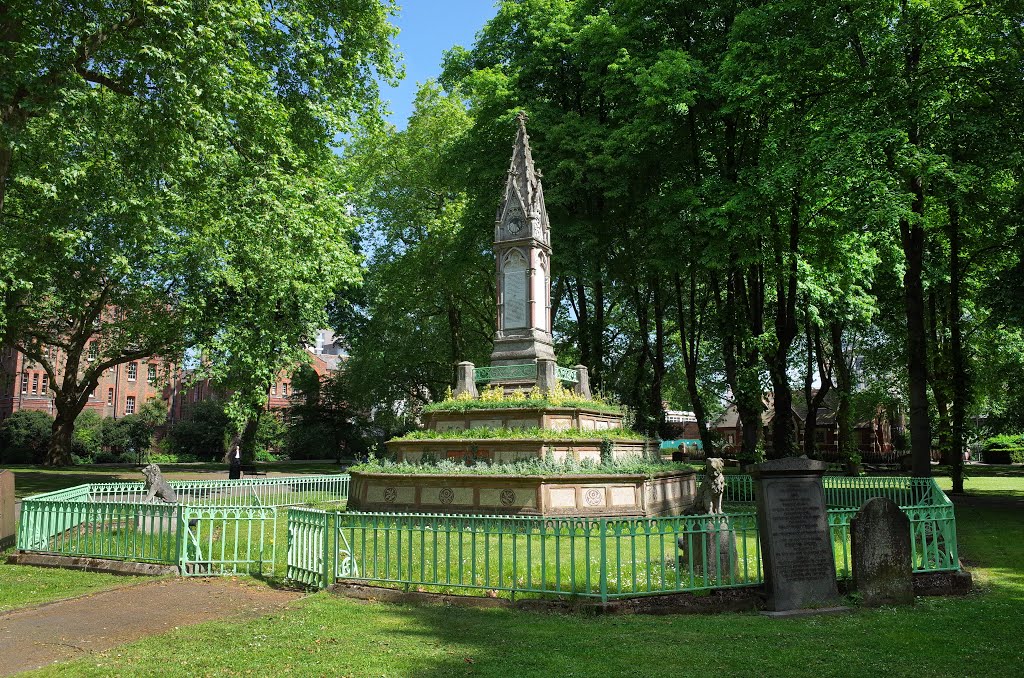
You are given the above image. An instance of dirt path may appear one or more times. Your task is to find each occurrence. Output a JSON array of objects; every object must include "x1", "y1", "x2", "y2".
[{"x1": 0, "y1": 578, "x2": 301, "y2": 675}]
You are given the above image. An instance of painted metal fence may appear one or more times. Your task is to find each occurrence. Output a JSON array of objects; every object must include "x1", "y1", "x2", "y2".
[
  {"x1": 327, "y1": 511, "x2": 763, "y2": 600},
  {"x1": 17, "y1": 474, "x2": 349, "y2": 576},
  {"x1": 87, "y1": 474, "x2": 349, "y2": 507},
  {"x1": 312, "y1": 476, "x2": 959, "y2": 599},
  {"x1": 286, "y1": 507, "x2": 332, "y2": 588}
]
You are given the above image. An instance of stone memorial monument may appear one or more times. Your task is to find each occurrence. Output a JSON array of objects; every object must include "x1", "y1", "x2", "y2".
[
  {"x1": 0, "y1": 470, "x2": 14, "y2": 550},
  {"x1": 851, "y1": 497, "x2": 914, "y2": 607},
  {"x1": 753, "y1": 457, "x2": 841, "y2": 613}
]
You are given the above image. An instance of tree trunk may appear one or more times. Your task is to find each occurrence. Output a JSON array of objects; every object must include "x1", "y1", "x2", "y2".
[
  {"x1": 900, "y1": 36, "x2": 932, "y2": 478},
  {"x1": 948, "y1": 201, "x2": 966, "y2": 494},
  {"x1": 593, "y1": 266, "x2": 605, "y2": 391},
  {"x1": 574, "y1": 276, "x2": 591, "y2": 370},
  {"x1": 831, "y1": 321, "x2": 855, "y2": 474},
  {"x1": 651, "y1": 275, "x2": 666, "y2": 436},
  {"x1": 675, "y1": 272, "x2": 714, "y2": 456},
  {"x1": 47, "y1": 407, "x2": 78, "y2": 466}
]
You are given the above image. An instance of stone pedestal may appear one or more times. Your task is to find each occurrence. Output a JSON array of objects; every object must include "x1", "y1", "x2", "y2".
[
  {"x1": 574, "y1": 365, "x2": 591, "y2": 399},
  {"x1": 454, "y1": 361, "x2": 479, "y2": 398},
  {"x1": 852, "y1": 497, "x2": 914, "y2": 607},
  {"x1": 536, "y1": 358, "x2": 557, "y2": 394},
  {"x1": 753, "y1": 458, "x2": 840, "y2": 611},
  {"x1": 0, "y1": 470, "x2": 14, "y2": 550}
]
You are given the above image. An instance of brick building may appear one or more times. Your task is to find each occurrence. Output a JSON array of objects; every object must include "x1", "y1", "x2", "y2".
[
  {"x1": 2, "y1": 330, "x2": 343, "y2": 424},
  {"x1": 0, "y1": 345, "x2": 172, "y2": 422}
]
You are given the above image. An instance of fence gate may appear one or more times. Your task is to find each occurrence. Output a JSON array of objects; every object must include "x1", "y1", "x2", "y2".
[
  {"x1": 179, "y1": 506, "x2": 278, "y2": 576},
  {"x1": 286, "y1": 508, "x2": 331, "y2": 588}
]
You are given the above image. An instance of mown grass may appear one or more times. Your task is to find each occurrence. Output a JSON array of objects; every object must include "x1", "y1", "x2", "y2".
[
  {"x1": 0, "y1": 547, "x2": 149, "y2": 612},
  {"x1": 26, "y1": 478, "x2": 1024, "y2": 678}
]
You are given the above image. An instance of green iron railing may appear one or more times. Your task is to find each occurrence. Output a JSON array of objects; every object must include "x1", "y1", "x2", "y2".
[
  {"x1": 17, "y1": 498, "x2": 180, "y2": 563},
  {"x1": 17, "y1": 474, "x2": 349, "y2": 576},
  {"x1": 179, "y1": 505, "x2": 278, "y2": 576},
  {"x1": 473, "y1": 364, "x2": 579, "y2": 385},
  {"x1": 286, "y1": 507, "x2": 332, "y2": 588},
  {"x1": 555, "y1": 366, "x2": 579, "y2": 384},
  {"x1": 331, "y1": 512, "x2": 763, "y2": 600},
  {"x1": 474, "y1": 364, "x2": 536, "y2": 382},
  {"x1": 87, "y1": 474, "x2": 349, "y2": 507}
]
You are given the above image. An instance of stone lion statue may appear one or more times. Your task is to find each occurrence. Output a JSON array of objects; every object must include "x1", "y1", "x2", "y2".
[
  {"x1": 142, "y1": 464, "x2": 178, "y2": 504},
  {"x1": 690, "y1": 457, "x2": 725, "y2": 515}
]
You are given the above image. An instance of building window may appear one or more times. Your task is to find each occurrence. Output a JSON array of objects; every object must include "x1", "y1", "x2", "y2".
[
  {"x1": 282, "y1": 383, "x2": 288, "y2": 397},
  {"x1": 271, "y1": 384, "x2": 277, "y2": 396},
  {"x1": 147, "y1": 364, "x2": 156, "y2": 384},
  {"x1": 31, "y1": 373, "x2": 38, "y2": 394},
  {"x1": 88, "y1": 342, "x2": 98, "y2": 361},
  {"x1": 127, "y1": 362, "x2": 137, "y2": 381},
  {"x1": 21, "y1": 372, "x2": 27, "y2": 394},
  {"x1": 125, "y1": 396, "x2": 136, "y2": 415},
  {"x1": 41, "y1": 374, "x2": 48, "y2": 392},
  {"x1": 107, "y1": 388, "x2": 114, "y2": 405}
]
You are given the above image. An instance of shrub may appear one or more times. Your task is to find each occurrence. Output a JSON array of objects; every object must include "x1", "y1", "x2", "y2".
[
  {"x1": 147, "y1": 452, "x2": 200, "y2": 464},
  {"x1": 350, "y1": 455, "x2": 696, "y2": 478},
  {"x1": 168, "y1": 401, "x2": 231, "y2": 460},
  {"x1": 72, "y1": 410, "x2": 104, "y2": 462},
  {"x1": 982, "y1": 434, "x2": 1024, "y2": 464},
  {"x1": 0, "y1": 410, "x2": 54, "y2": 463}
]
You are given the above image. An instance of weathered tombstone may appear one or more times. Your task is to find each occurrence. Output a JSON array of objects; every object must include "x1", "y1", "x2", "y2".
[
  {"x1": 852, "y1": 497, "x2": 914, "y2": 607},
  {"x1": 679, "y1": 516, "x2": 739, "y2": 584},
  {"x1": 0, "y1": 470, "x2": 14, "y2": 550},
  {"x1": 753, "y1": 457, "x2": 841, "y2": 613}
]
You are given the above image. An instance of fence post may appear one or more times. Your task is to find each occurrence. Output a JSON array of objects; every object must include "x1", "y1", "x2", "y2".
[
  {"x1": 175, "y1": 505, "x2": 186, "y2": 573},
  {"x1": 322, "y1": 511, "x2": 331, "y2": 589},
  {"x1": 598, "y1": 518, "x2": 608, "y2": 604}
]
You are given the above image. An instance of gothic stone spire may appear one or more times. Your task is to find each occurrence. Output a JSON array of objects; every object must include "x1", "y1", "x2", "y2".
[{"x1": 490, "y1": 111, "x2": 556, "y2": 368}]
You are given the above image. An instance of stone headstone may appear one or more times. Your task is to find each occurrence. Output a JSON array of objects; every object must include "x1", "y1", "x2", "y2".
[
  {"x1": 678, "y1": 517, "x2": 739, "y2": 585},
  {"x1": 753, "y1": 457, "x2": 840, "y2": 611},
  {"x1": 0, "y1": 470, "x2": 14, "y2": 550},
  {"x1": 852, "y1": 497, "x2": 914, "y2": 607}
]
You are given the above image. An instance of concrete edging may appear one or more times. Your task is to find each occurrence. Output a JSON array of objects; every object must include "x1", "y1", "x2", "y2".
[{"x1": 6, "y1": 552, "x2": 179, "y2": 577}]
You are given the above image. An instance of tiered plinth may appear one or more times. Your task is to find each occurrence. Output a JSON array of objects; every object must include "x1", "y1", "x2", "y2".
[{"x1": 347, "y1": 470, "x2": 696, "y2": 517}]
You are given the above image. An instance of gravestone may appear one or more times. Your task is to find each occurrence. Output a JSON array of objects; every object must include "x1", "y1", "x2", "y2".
[
  {"x1": 753, "y1": 457, "x2": 841, "y2": 612},
  {"x1": 678, "y1": 517, "x2": 739, "y2": 585},
  {"x1": 852, "y1": 497, "x2": 914, "y2": 607},
  {"x1": 0, "y1": 470, "x2": 14, "y2": 550}
]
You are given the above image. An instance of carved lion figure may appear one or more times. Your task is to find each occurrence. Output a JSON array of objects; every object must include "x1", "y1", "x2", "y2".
[
  {"x1": 691, "y1": 457, "x2": 725, "y2": 515},
  {"x1": 142, "y1": 464, "x2": 178, "y2": 504}
]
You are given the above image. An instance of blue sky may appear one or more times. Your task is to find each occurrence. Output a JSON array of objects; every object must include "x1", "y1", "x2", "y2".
[{"x1": 380, "y1": 1, "x2": 500, "y2": 127}]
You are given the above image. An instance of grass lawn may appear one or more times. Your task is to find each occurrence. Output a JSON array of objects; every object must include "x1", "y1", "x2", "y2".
[
  {"x1": 0, "y1": 548, "x2": 149, "y2": 613},
  {"x1": 21, "y1": 476, "x2": 1024, "y2": 677}
]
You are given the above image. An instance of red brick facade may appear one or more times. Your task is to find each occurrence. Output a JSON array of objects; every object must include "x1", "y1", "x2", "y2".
[{"x1": 0, "y1": 345, "x2": 173, "y2": 422}]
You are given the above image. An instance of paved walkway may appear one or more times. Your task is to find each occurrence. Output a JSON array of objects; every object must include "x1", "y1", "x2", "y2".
[{"x1": 0, "y1": 578, "x2": 301, "y2": 675}]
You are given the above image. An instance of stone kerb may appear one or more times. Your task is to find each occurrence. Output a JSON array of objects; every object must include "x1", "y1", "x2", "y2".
[
  {"x1": 852, "y1": 497, "x2": 914, "y2": 607},
  {"x1": 753, "y1": 457, "x2": 841, "y2": 612},
  {"x1": 0, "y1": 470, "x2": 14, "y2": 550}
]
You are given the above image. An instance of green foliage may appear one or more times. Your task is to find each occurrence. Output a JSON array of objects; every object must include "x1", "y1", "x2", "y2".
[
  {"x1": 284, "y1": 366, "x2": 372, "y2": 461},
  {"x1": 167, "y1": 402, "x2": 231, "y2": 461},
  {"x1": 0, "y1": 1, "x2": 401, "y2": 464},
  {"x1": 0, "y1": 410, "x2": 53, "y2": 463},
  {"x1": 100, "y1": 415, "x2": 154, "y2": 464},
  {"x1": 71, "y1": 411, "x2": 104, "y2": 463},
  {"x1": 351, "y1": 455, "x2": 693, "y2": 478},
  {"x1": 254, "y1": 413, "x2": 287, "y2": 459},
  {"x1": 391, "y1": 426, "x2": 646, "y2": 442},
  {"x1": 342, "y1": 81, "x2": 492, "y2": 411},
  {"x1": 146, "y1": 452, "x2": 199, "y2": 465}
]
